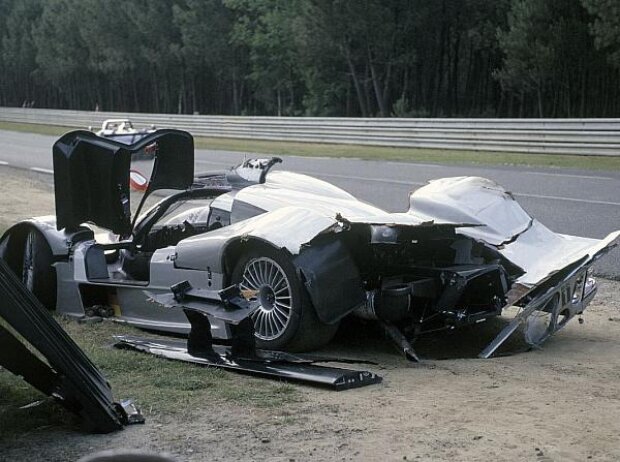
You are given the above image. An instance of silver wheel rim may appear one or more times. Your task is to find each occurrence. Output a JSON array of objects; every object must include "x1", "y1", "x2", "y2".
[
  {"x1": 22, "y1": 232, "x2": 35, "y2": 291},
  {"x1": 239, "y1": 257, "x2": 292, "y2": 341}
]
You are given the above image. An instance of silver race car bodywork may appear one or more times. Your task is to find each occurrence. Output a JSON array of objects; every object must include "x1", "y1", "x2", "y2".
[{"x1": 1, "y1": 129, "x2": 617, "y2": 356}]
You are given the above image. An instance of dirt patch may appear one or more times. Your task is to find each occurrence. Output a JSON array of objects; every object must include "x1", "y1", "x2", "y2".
[
  {"x1": 0, "y1": 166, "x2": 619, "y2": 462},
  {"x1": 0, "y1": 170, "x2": 55, "y2": 232}
]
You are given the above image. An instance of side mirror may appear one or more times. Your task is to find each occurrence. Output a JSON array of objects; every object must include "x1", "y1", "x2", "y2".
[{"x1": 129, "y1": 170, "x2": 149, "y2": 192}]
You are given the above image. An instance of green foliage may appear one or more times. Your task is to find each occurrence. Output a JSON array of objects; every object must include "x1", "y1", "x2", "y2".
[
  {"x1": 33, "y1": 0, "x2": 87, "y2": 83},
  {"x1": 496, "y1": 0, "x2": 611, "y2": 117},
  {"x1": 173, "y1": 0, "x2": 232, "y2": 73},
  {"x1": 496, "y1": 1, "x2": 554, "y2": 94},
  {"x1": 582, "y1": 0, "x2": 620, "y2": 67},
  {"x1": 225, "y1": 0, "x2": 303, "y2": 115},
  {"x1": 78, "y1": 2, "x2": 138, "y2": 75},
  {"x1": 0, "y1": 0, "x2": 619, "y2": 116}
]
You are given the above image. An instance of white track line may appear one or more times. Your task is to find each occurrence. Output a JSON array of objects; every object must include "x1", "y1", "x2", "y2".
[
  {"x1": 195, "y1": 159, "x2": 234, "y2": 166},
  {"x1": 313, "y1": 164, "x2": 616, "y2": 181},
  {"x1": 314, "y1": 172, "x2": 426, "y2": 186},
  {"x1": 519, "y1": 171, "x2": 616, "y2": 181},
  {"x1": 317, "y1": 159, "x2": 617, "y2": 181},
  {"x1": 30, "y1": 167, "x2": 53, "y2": 174},
  {"x1": 514, "y1": 192, "x2": 620, "y2": 206},
  {"x1": 315, "y1": 173, "x2": 620, "y2": 205},
  {"x1": 196, "y1": 160, "x2": 426, "y2": 185},
  {"x1": 0, "y1": 160, "x2": 8, "y2": 166}
]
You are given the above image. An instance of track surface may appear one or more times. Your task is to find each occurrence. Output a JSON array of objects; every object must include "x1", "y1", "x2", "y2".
[{"x1": 0, "y1": 129, "x2": 618, "y2": 278}]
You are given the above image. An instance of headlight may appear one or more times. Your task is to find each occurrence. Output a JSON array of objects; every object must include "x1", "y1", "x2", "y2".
[{"x1": 584, "y1": 275, "x2": 597, "y2": 297}]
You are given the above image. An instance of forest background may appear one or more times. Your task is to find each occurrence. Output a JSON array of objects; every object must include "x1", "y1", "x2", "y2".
[{"x1": 1, "y1": 0, "x2": 620, "y2": 118}]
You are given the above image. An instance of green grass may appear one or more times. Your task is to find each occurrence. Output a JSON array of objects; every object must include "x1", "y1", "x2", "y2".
[
  {"x1": 0, "y1": 121, "x2": 71, "y2": 137},
  {"x1": 0, "y1": 317, "x2": 302, "y2": 440},
  {"x1": 2, "y1": 120, "x2": 619, "y2": 171}
]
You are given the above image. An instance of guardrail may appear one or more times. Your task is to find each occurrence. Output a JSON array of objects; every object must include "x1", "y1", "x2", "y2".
[{"x1": 1, "y1": 107, "x2": 619, "y2": 156}]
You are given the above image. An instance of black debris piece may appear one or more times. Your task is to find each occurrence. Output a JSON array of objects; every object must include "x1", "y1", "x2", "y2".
[
  {"x1": 0, "y1": 258, "x2": 143, "y2": 433},
  {"x1": 115, "y1": 307, "x2": 382, "y2": 391}
]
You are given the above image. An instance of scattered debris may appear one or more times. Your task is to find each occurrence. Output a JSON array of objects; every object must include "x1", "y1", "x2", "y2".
[{"x1": 116, "y1": 296, "x2": 382, "y2": 390}]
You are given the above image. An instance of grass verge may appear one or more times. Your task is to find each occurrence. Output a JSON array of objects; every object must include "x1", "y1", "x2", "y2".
[
  {"x1": 0, "y1": 121, "x2": 72, "y2": 137},
  {"x1": 2, "y1": 120, "x2": 619, "y2": 171},
  {"x1": 0, "y1": 317, "x2": 301, "y2": 441}
]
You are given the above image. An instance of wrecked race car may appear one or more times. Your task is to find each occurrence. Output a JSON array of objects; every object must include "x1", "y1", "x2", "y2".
[{"x1": 0, "y1": 129, "x2": 617, "y2": 361}]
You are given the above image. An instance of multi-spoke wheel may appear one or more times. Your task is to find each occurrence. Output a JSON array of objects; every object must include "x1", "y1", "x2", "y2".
[
  {"x1": 231, "y1": 245, "x2": 339, "y2": 352},
  {"x1": 239, "y1": 257, "x2": 293, "y2": 341},
  {"x1": 20, "y1": 228, "x2": 56, "y2": 310}
]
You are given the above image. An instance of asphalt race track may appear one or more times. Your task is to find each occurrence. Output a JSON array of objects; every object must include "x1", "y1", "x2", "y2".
[{"x1": 0, "y1": 129, "x2": 618, "y2": 278}]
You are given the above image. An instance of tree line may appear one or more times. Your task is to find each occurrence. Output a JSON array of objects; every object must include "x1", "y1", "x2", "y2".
[{"x1": 1, "y1": 0, "x2": 619, "y2": 118}]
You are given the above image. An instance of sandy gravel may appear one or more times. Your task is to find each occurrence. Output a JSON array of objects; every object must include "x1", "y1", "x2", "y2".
[{"x1": 0, "y1": 166, "x2": 619, "y2": 462}]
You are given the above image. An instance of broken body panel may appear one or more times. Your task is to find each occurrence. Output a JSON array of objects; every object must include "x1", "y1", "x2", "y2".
[
  {"x1": 115, "y1": 294, "x2": 382, "y2": 390},
  {"x1": 0, "y1": 259, "x2": 143, "y2": 432}
]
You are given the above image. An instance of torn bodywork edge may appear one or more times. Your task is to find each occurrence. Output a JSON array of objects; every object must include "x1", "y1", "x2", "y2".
[{"x1": 479, "y1": 236, "x2": 618, "y2": 358}]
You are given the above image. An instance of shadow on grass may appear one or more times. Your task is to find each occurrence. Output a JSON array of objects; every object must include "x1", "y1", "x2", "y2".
[{"x1": 0, "y1": 378, "x2": 80, "y2": 439}]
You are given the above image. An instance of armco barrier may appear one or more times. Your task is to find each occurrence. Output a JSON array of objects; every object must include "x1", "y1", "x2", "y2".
[{"x1": 1, "y1": 107, "x2": 619, "y2": 156}]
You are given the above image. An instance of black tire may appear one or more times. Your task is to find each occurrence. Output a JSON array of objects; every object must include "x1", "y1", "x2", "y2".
[
  {"x1": 231, "y1": 245, "x2": 339, "y2": 352},
  {"x1": 21, "y1": 228, "x2": 57, "y2": 310}
]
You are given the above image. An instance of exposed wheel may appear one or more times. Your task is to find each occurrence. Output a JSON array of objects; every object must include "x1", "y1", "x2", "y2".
[
  {"x1": 231, "y1": 245, "x2": 338, "y2": 352},
  {"x1": 21, "y1": 228, "x2": 56, "y2": 310}
]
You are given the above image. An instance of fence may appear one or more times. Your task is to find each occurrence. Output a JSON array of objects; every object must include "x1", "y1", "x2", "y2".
[{"x1": 1, "y1": 107, "x2": 619, "y2": 156}]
